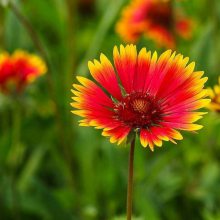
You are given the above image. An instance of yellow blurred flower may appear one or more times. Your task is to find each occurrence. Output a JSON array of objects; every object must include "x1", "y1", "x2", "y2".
[{"x1": 208, "y1": 77, "x2": 220, "y2": 112}]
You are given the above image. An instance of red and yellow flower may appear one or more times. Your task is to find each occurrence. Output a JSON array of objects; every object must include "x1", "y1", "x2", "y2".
[
  {"x1": 116, "y1": 0, "x2": 192, "y2": 48},
  {"x1": 207, "y1": 77, "x2": 220, "y2": 113},
  {"x1": 0, "y1": 50, "x2": 47, "y2": 93},
  {"x1": 71, "y1": 45, "x2": 209, "y2": 151}
]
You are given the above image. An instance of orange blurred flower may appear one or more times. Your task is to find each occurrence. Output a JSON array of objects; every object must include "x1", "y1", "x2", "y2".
[
  {"x1": 0, "y1": 50, "x2": 47, "y2": 93},
  {"x1": 71, "y1": 45, "x2": 209, "y2": 151},
  {"x1": 116, "y1": 0, "x2": 192, "y2": 48}
]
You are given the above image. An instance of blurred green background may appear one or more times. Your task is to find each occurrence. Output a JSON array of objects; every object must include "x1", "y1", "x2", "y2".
[{"x1": 0, "y1": 0, "x2": 220, "y2": 219}]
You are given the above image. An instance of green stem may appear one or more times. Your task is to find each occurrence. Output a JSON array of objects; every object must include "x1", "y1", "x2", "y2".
[
  {"x1": 9, "y1": 1, "x2": 76, "y2": 189},
  {"x1": 10, "y1": 99, "x2": 22, "y2": 220},
  {"x1": 0, "y1": 7, "x2": 5, "y2": 48},
  {"x1": 8, "y1": 1, "x2": 54, "y2": 94},
  {"x1": 127, "y1": 135, "x2": 136, "y2": 220},
  {"x1": 9, "y1": 1, "x2": 47, "y2": 61},
  {"x1": 11, "y1": 102, "x2": 21, "y2": 158}
]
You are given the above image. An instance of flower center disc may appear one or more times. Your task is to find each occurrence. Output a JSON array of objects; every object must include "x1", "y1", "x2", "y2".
[
  {"x1": 132, "y1": 98, "x2": 150, "y2": 113},
  {"x1": 114, "y1": 92, "x2": 163, "y2": 129}
]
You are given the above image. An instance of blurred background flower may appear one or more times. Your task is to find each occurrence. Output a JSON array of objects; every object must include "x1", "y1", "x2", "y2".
[
  {"x1": 0, "y1": 50, "x2": 46, "y2": 94},
  {"x1": 208, "y1": 77, "x2": 220, "y2": 113},
  {"x1": 116, "y1": 0, "x2": 192, "y2": 48}
]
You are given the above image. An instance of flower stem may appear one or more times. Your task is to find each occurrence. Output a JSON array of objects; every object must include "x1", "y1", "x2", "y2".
[
  {"x1": 9, "y1": 1, "x2": 76, "y2": 190},
  {"x1": 10, "y1": 98, "x2": 22, "y2": 220},
  {"x1": 9, "y1": 1, "x2": 48, "y2": 62},
  {"x1": 127, "y1": 134, "x2": 136, "y2": 220}
]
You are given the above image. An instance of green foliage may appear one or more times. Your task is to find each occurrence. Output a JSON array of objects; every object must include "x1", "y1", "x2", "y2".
[{"x1": 0, "y1": 0, "x2": 220, "y2": 219}]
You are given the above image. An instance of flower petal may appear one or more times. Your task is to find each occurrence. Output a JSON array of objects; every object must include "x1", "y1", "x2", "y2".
[
  {"x1": 88, "y1": 53, "x2": 122, "y2": 100},
  {"x1": 113, "y1": 44, "x2": 137, "y2": 93}
]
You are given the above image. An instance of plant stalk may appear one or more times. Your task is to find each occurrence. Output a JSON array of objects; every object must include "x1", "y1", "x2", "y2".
[
  {"x1": 127, "y1": 134, "x2": 136, "y2": 220},
  {"x1": 9, "y1": 1, "x2": 76, "y2": 189}
]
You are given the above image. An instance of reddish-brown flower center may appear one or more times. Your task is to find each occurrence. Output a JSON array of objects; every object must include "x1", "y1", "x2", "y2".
[{"x1": 114, "y1": 92, "x2": 163, "y2": 129}]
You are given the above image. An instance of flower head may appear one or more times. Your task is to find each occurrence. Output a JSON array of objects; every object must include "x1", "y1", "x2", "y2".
[
  {"x1": 116, "y1": 0, "x2": 192, "y2": 48},
  {"x1": 207, "y1": 77, "x2": 220, "y2": 113},
  {"x1": 0, "y1": 50, "x2": 47, "y2": 93},
  {"x1": 71, "y1": 45, "x2": 209, "y2": 151}
]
